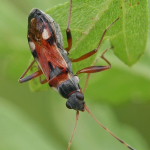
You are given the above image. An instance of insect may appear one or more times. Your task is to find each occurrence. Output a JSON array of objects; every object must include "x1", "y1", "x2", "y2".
[{"x1": 19, "y1": 0, "x2": 135, "y2": 150}]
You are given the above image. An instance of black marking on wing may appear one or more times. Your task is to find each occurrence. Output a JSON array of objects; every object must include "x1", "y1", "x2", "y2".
[
  {"x1": 32, "y1": 50, "x2": 38, "y2": 58},
  {"x1": 28, "y1": 37, "x2": 32, "y2": 42},
  {"x1": 48, "y1": 61, "x2": 54, "y2": 70},
  {"x1": 48, "y1": 61, "x2": 62, "y2": 79},
  {"x1": 42, "y1": 14, "x2": 56, "y2": 42},
  {"x1": 47, "y1": 36, "x2": 54, "y2": 46}
]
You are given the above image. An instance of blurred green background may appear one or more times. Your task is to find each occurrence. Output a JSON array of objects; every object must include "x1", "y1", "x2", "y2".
[{"x1": 0, "y1": 0, "x2": 150, "y2": 150}]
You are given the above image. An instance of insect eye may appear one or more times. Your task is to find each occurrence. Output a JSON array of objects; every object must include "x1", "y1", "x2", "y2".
[
  {"x1": 66, "y1": 101, "x2": 72, "y2": 109},
  {"x1": 76, "y1": 93, "x2": 84, "y2": 101}
]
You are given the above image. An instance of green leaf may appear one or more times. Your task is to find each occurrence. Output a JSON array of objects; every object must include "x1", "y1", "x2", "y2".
[
  {"x1": 29, "y1": 0, "x2": 149, "y2": 92},
  {"x1": 0, "y1": 0, "x2": 149, "y2": 103},
  {"x1": 46, "y1": 0, "x2": 148, "y2": 68}
]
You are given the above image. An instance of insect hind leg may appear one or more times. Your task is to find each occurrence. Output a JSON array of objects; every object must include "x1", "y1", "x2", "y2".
[{"x1": 71, "y1": 17, "x2": 119, "y2": 62}]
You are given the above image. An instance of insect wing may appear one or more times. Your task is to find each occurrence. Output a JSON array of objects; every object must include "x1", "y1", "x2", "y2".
[
  {"x1": 35, "y1": 43, "x2": 67, "y2": 80},
  {"x1": 28, "y1": 9, "x2": 67, "y2": 80}
]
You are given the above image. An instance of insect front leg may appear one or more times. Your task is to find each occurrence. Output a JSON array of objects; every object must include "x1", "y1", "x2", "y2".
[
  {"x1": 19, "y1": 60, "x2": 43, "y2": 83},
  {"x1": 65, "y1": 0, "x2": 73, "y2": 52}
]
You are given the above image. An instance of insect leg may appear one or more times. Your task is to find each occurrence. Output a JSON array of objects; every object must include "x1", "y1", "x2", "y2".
[
  {"x1": 75, "y1": 47, "x2": 112, "y2": 75},
  {"x1": 65, "y1": 0, "x2": 73, "y2": 51},
  {"x1": 37, "y1": 66, "x2": 48, "y2": 84},
  {"x1": 19, "y1": 60, "x2": 43, "y2": 83},
  {"x1": 83, "y1": 58, "x2": 99, "y2": 93},
  {"x1": 39, "y1": 75, "x2": 48, "y2": 84},
  {"x1": 83, "y1": 73, "x2": 90, "y2": 94},
  {"x1": 19, "y1": 60, "x2": 35, "y2": 81},
  {"x1": 39, "y1": 78, "x2": 48, "y2": 84},
  {"x1": 71, "y1": 17, "x2": 119, "y2": 62},
  {"x1": 19, "y1": 70, "x2": 43, "y2": 83}
]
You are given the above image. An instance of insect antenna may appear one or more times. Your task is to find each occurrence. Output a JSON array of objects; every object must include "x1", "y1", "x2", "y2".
[
  {"x1": 67, "y1": 110, "x2": 79, "y2": 150},
  {"x1": 84, "y1": 104, "x2": 135, "y2": 150}
]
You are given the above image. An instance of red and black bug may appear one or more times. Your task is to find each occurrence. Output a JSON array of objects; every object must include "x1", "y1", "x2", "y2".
[{"x1": 19, "y1": 0, "x2": 135, "y2": 150}]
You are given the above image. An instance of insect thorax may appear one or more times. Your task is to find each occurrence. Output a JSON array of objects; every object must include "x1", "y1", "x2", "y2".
[{"x1": 58, "y1": 75, "x2": 80, "y2": 98}]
